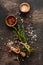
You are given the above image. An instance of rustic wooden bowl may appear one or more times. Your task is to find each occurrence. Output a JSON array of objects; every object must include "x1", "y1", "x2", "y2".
[
  {"x1": 20, "y1": 3, "x2": 30, "y2": 13},
  {"x1": 5, "y1": 15, "x2": 17, "y2": 27}
]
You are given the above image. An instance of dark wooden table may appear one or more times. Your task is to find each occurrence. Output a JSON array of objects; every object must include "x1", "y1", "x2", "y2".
[{"x1": 0, "y1": 0, "x2": 43, "y2": 65}]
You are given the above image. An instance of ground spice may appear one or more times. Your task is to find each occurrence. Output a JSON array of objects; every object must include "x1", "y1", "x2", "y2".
[{"x1": 7, "y1": 16, "x2": 16, "y2": 25}]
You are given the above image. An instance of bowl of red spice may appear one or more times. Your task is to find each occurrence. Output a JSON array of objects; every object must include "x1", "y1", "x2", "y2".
[{"x1": 5, "y1": 15, "x2": 17, "y2": 27}]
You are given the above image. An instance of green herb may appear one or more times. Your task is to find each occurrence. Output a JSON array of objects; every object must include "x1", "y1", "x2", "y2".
[
  {"x1": 17, "y1": 24, "x2": 27, "y2": 43},
  {"x1": 20, "y1": 42, "x2": 34, "y2": 54},
  {"x1": 12, "y1": 23, "x2": 34, "y2": 54}
]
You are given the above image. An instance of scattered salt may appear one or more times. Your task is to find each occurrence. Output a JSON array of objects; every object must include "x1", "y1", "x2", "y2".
[
  {"x1": 29, "y1": 15, "x2": 31, "y2": 18},
  {"x1": 30, "y1": 32, "x2": 33, "y2": 35},
  {"x1": 27, "y1": 55, "x2": 29, "y2": 58},
  {"x1": 32, "y1": 34, "x2": 37, "y2": 39},
  {"x1": 25, "y1": 30, "x2": 27, "y2": 33},
  {"x1": 7, "y1": 41, "x2": 14, "y2": 46},
  {"x1": 31, "y1": 41, "x2": 33, "y2": 44},
  {"x1": 15, "y1": 40, "x2": 17, "y2": 43},
  {"x1": 35, "y1": 39, "x2": 37, "y2": 41},
  {"x1": 22, "y1": 59, "x2": 24, "y2": 61},
  {"x1": 37, "y1": 47, "x2": 39, "y2": 49},
  {"x1": 1, "y1": 37, "x2": 3, "y2": 40},
  {"x1": 8, "y1": 39, "x2": 11, "y2": 42},
  {"x1": 21, "y1": 19, "x2": 24, "y2": 23}
]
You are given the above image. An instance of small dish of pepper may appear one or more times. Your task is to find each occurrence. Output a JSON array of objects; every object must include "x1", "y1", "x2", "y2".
[{"x1": 5, "y1": 15, "x2": 17, "y2": 27}]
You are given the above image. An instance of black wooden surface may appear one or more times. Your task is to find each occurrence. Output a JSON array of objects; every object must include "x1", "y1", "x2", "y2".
[{"x1": 0, "y1": 0, "x2": 43, "y2": 65}]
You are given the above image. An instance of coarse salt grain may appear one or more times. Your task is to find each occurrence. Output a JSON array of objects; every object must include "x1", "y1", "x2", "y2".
[{"x1": 21, "y1": 5, "x2": 28, "y2": 12}]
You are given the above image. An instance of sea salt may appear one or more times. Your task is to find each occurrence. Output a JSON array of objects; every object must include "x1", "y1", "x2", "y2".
[
  {"x1": 21, "y1": 5, "x2": 28, "y2": 12},
  {"x1": 7, "y1": 41, "x2": 14, "y2": 46}
]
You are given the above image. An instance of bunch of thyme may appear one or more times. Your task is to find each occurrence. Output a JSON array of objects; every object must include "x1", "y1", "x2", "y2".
[{"x1": 12, "y1": 22, "x2": 34, "y2": 54}]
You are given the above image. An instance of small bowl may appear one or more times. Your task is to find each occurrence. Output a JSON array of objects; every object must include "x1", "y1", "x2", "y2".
[
  {"x1": 20, "y1": 3, "x2": 30, "y2": 13},
  {"x1": 5, "y1": 15, "x2": 17, "y2": 27}
]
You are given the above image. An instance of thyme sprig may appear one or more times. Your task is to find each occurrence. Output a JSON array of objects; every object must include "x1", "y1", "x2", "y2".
[{"x1": 12, "y1": 23, "x2": 34, "y2": 54}]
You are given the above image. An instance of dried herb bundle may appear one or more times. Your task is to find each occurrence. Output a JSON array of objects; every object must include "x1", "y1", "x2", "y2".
[{"x1": 12, "y1": 23, "x2": 34, "y2": 54}]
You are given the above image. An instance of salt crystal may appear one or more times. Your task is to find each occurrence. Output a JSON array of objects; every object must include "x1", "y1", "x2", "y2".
[
  {"x1": 30, "y1": 31, "x2": 33, "y2": 35},
  {"x1": 18, "y1": 12, "x2": 21, "y2": 15},
  {"x1": 32, "y1": 36, "x2": 35, "y2": 39},
  {"x1": 37, "y1": 47, "x2": 39, "y2": 49},
  {"x1": 31, "y1": 30, "x2": 34, "y2": 33},
  {"x1": 16, "y1": 18, "x2": 17, "y2": 19},
  {"x1": 32, "y1": 34, "x2": 37, "y2": 39},
  {"x1": 8, "y1": 39, "x2": 10, "y2": 41},
  {"x1": 25, "y1": 31, "x2": 27, "y2": 33},
  {"x1": 31, "y1": 41, "x2": 33, "y2": 44},
  {"x1": 21, "y1": 19, "x2": 24, "y2": 23},
  {"x1": 35, "y1": 39, "x2": 37, "y2": 41},
  {"x1": 29, "y1": 15, "x2": 31, "y2": 18},
  {"x1": 30, "y1": 27, "x2": 33, "y2": 30},
  {"x1": 22, "y1": 59, "x2": 24, "y2": 61},
  {"x1": 28, "y1": 31, "x2": 31, "y2": 34},
  {"x1": 7, "y1": 41, "x2": 14, "y2": 46},
  {"x1": 15, "y1": 41, "x2": 17, "y2": 43},
  {"x1": 1, "y1": 37, "x2": 3, "y2": 40},
  {"x1": 21, "y1": 5, "x2": 28, "y2": 12},
  {"x1": 34, "y1": 34, "x2": 37, "y2": 37},
  {"x1": 28, "y1": 25, "x2": 30, "y2": 27},
  {"x1": 27, "y1": 55, "x2": 29, "y2": 58}
]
